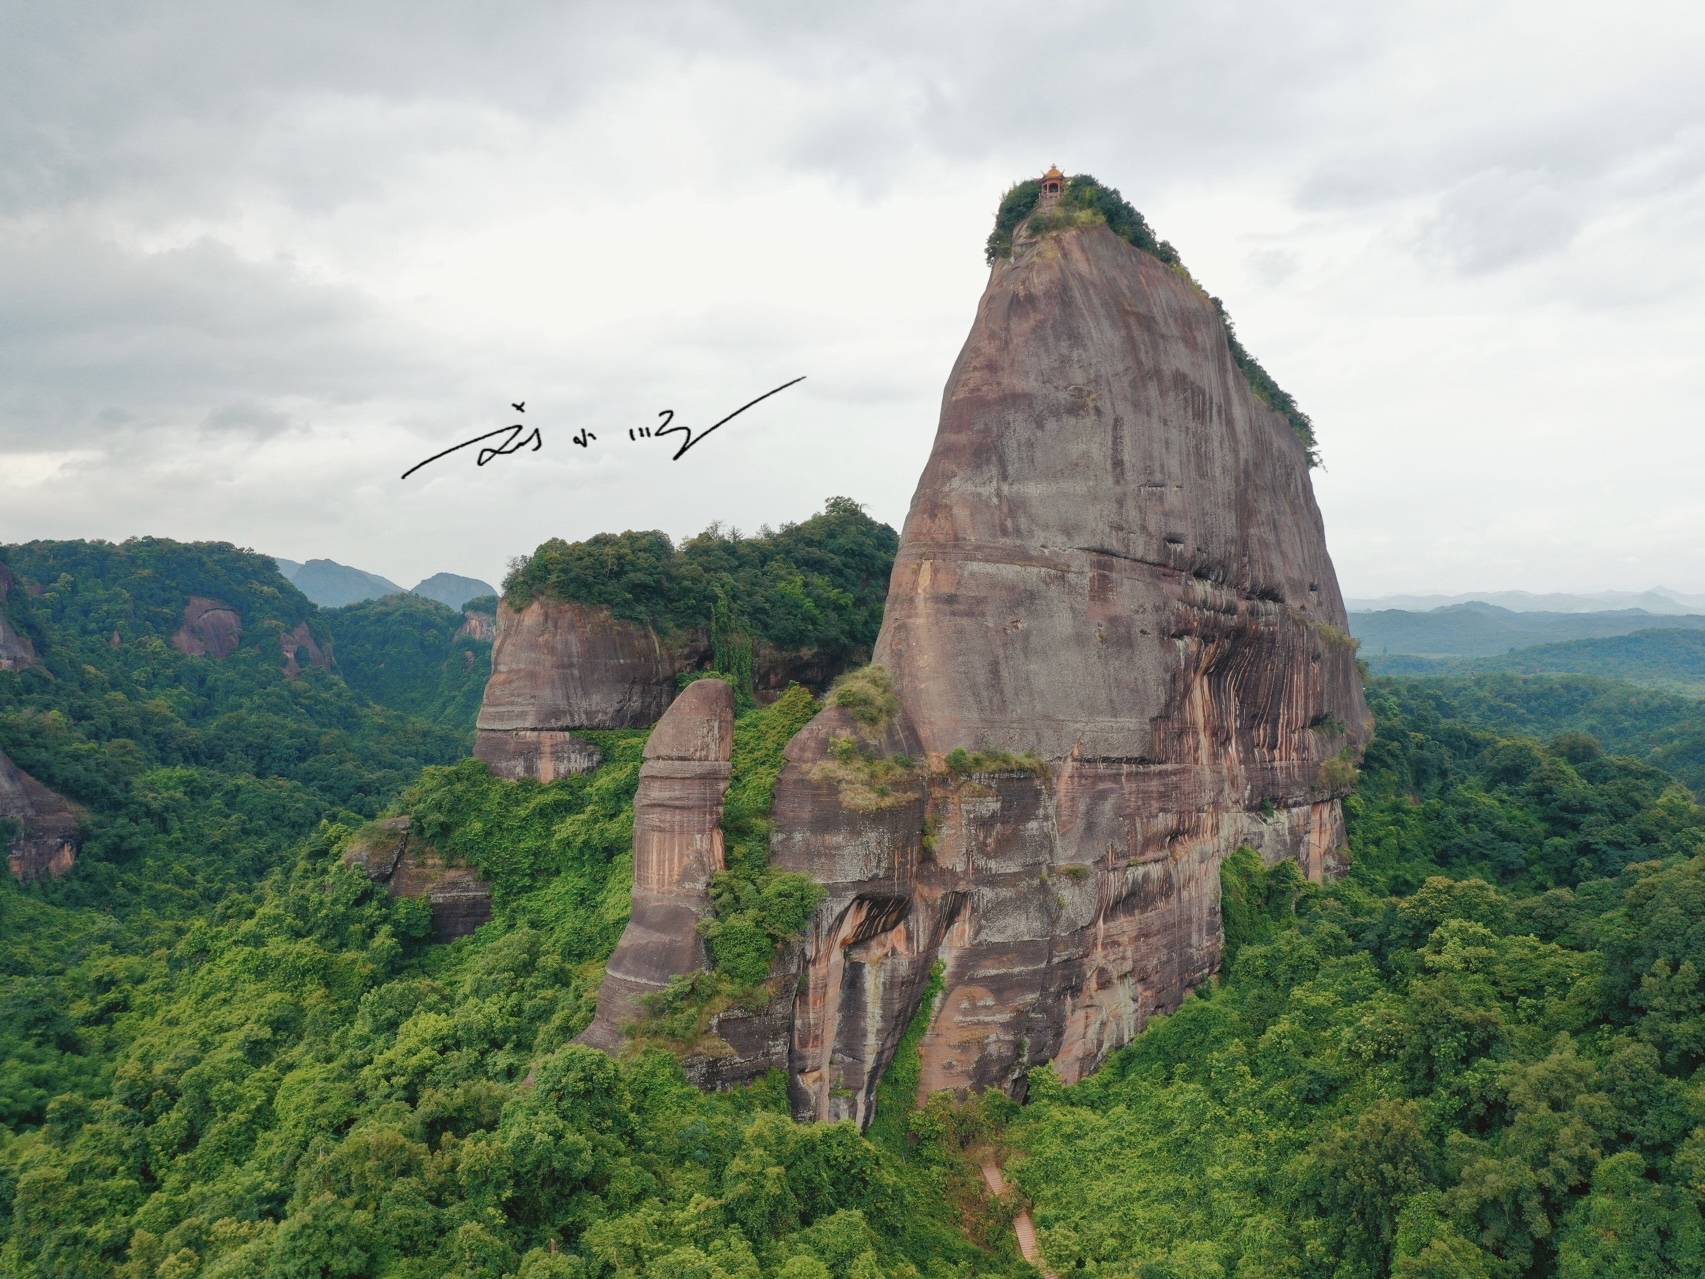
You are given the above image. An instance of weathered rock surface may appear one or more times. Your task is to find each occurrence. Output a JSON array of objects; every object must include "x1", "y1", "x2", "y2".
[
  {"x1": 2, "y1": 748, "x2": 79, "y2": 883},
  {"x1": 0, "y1": 564, "x2": 39, "y2": 672},
  {"x1": 713, "y1": 217, "x2": 1370, "y2": 1124},
  {"x1": 279, "y1": 621, "x2": 333, "y2": 678},
  {"x1": 471, "y1": 597, "x2": 874, "y2": 781},
  {"x1": 342, "y1": 816, "x2": 491, "y2": 941},
  {"x1": 458, "y1": 610, "x2": 497, "y2": 643},
  {"x1": 171, "y1": 596, "x2": 243, "y2": 658},
  {"x1": 475, "y1": 599, "x2": 677, "y2": 779},
  {"x1": 579, "y1": 679, "x2": 735, "y2": 1051}
]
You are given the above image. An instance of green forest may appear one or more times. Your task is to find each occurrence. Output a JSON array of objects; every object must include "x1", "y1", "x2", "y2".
[
  {"x1": 500, "y1": 498, "x2": 898, "y2": 670},
  {"x1": 5, "y1": 539, "x2": 1705, "y2": 1277}
]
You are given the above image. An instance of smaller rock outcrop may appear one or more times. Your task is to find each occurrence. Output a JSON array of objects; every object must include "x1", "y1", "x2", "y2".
[
  {"x1": 458, "y1": 610, "x2": 496, "y2": 643},
  {"x1": 2, "y1": 749, "x2": 79, "y2": 883},
  {"x1": 579, "y1": 678, "x2": 735, "y2": 1051},
  {"x1": 342, "y1": 816, "x2": 491, "y2": 941},
  {"x1": 171, "y1": 597, "x2": 244, "y2": 658},
  {"x1": 279, "y1": 622, "x2": 333, "y2": 678},
  {"x1": 476, "y1": 599, "x2": 678, "y2": 780},
  {"x1": 0, "y1": 564, "x2": 39, "y2": 672}
]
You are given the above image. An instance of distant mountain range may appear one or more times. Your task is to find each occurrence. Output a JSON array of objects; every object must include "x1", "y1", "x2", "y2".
[
  {"x1": 1349, "y1": 602, "x2": 1705, "y2": 661},
  {"x1": 1373, "y1": 629, "x2": 1705, "y2": 697},
  {"x1": 1346, "y1": 587, "x2": 1705, "y2": 614},
  {"x1": 269, "y1": 556, "x2": 496, "y2": 611}
]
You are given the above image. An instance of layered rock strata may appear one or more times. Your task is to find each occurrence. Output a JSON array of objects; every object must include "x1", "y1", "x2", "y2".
[
  {"x1": 343, "y1": 816, "x2": 492, "y2": 941},
  {"x1": 698, "y1": 217, "x2": 1369, "y2": 1124},
  {"x1": 579, "y1": 678, "x2": 735, "y2": 1051},
  {"x1": 2, "y1": 749, "x2": 79, "y2": 883},
  {"x1": 475, "y1": 599, "x2": 678, "y2": 779}
]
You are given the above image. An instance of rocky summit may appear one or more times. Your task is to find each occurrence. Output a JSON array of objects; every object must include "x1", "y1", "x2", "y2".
[
  {"x1": 559, "y1": 208, "x2": 1369, "y2": 1125},
  {"x1": 760, "y1": 214, "x2": 1371, "y2": 1122}
]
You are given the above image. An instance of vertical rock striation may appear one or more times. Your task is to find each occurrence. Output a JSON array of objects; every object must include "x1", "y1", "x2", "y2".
[
  {"x1": 744, "y1": 216, "x2": 1368, "y2": 1123},
  {"x1": 579, "y1": 678, "x2": 735, "y2": 1051}
]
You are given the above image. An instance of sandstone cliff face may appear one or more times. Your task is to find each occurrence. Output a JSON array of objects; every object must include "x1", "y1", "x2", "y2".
[
  {"x1": 171, "y1": 596, "x2": 244, "y2": 659},
  {"x1": 343, "y1": 816, "x2": 492, "y2": 941},
  {"x1": 2, "y1": 748, "x2": 79, "y2": 883},
  {"x1": 475, "y1": 599, "x2": 677, "y2": 779},
  {"x1": 734, "y1": 219, "x2": 1369, "y2": 1123},
  {"x1": 579, "y1": 678, "x2": 735, "y2": 1051}
]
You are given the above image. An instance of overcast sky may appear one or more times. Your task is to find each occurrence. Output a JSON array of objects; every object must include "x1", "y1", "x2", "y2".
[{"x1": 3, "y1": 1, "x2": 1702, "y2": 597}]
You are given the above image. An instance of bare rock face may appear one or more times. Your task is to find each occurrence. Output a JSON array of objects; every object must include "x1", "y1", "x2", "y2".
[
  {"x1": 458, "y1": 610, "x2": 496, "y2": 642},
  {"x1": 343, "y1": 816, "x2": 492, "y2": 941},
  {"x1": 2, "y1": 749, "x2": 79, "y2": 883},
  {"x1": 171, "y1": 596, "x2": 243, "y2": 658},
  {"x1": 279, "y1": 622, "x2": 333, "y2": 678},
  {"x1": 475, "y1": 599, "x2": 677, "y2": 780},
  {"x1": 579, "y1": 678, "x2": 735, "y2": 1051},
  {"x1": 0, "y1": 564, "x2": 39, "y2": 672},
  {"x1": 727, "y1": 218, "x2": 1369, "y2": 1124}
]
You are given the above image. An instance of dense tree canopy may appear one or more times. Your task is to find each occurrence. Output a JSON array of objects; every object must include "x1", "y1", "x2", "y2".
[
  {"x1": 5, "y1": 535, "x2": 1704, "y2": 1277},
  {"x1": 500, "y1": 498, "x2": 898, "y2": 662}
]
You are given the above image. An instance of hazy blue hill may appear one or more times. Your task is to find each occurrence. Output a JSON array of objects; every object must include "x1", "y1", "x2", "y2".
[
  {"x1": 287, "y1": 556, "x2": 405, "y2": 607},
  {"x1": 409, "y1": 570, "x2": 497, "y2": 611},
  {"x1": 1351, "y1": 602, "x2": 1705, "y2": 661},
  {"x1": 1347, "y1": 587, "x2": 1705, "y2": 613},
  {"x1": 1467, "y1": 627, "x2": 1705, "y2": 695}
]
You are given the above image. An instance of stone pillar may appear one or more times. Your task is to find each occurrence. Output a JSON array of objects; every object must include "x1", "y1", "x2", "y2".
[{"x1": 579, "y1": 678, "x2": 735, "y2": 1051}]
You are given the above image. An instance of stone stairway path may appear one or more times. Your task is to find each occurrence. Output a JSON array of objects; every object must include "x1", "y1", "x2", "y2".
[{"x1": 980, "y1": 1159, "x2": 1058, "y2": 1279}]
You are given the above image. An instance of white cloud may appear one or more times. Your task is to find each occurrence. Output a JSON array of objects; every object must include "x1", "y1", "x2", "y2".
[{"x1": 1, "y1": 0, "x2": 1702, "y2": 595}]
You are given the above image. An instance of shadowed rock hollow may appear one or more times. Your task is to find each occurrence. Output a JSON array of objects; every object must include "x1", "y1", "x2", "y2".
[{"x1": 680, "y1": 213, "x2": 1369, "y2": 1125}]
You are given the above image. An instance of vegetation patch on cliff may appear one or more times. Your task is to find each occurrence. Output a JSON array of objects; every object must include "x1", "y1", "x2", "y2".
[
  {"x1": 985, "y1": 174, "x2": 1321, "y2": 466},
  {"x1": 500, "y1": 497, "x2": 898, "y2": 674},
  {"x1": 940, "y1": 747, "x2": 1046, "y2": 778},
  {"x1": 627, "y1": 685, "x2": 828, "y2": 1051},
  {"x1": 811, "y1": 736, "x2": 923, "y2": 813}
]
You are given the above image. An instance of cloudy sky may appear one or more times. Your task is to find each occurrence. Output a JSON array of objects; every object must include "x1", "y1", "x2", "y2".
[{"x1": 4, "y1": 1, "x2": 1702, "y2": 597}]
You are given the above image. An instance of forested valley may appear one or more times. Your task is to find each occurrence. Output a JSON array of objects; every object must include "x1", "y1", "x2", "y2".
[{"x1": 4, "y1": 538, "x2": 1704, "y2": 1278}]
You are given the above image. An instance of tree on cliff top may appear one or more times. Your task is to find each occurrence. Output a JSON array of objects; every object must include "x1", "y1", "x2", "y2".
[{"x1": 501, "y1": 497, "x2": 898, "y2": 660}]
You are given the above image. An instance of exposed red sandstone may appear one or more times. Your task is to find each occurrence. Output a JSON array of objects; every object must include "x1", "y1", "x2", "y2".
[
  {"x1": 475, "y1": 599, "x2": 677, "y2": 779},
  {"x1": 705, "y1": 216, "x2": 1370, "y2": 1124},
  {"x1": 2, "y1": 748, "x2": 79, "y2": 883},
  {"x1": 458, "y1": 610, "x2": 497, "y2": 642},
  {"x1": 342, "y1": 816, "x2": 492, "y2": 941},
  {"x1": 171, "y1": 597, "x2": 244, "y2": 658},
  {"x1": 278, "y1": 622, "x2": 333, "y2": 678},
  {"x1": 579, "y1": 678, "x2": 735, "y2": 1051}
]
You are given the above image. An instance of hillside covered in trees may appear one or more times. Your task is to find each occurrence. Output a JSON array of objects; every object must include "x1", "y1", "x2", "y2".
[{"x1": 5, "y1": 533, "x2": 1704, "y2": 1279}]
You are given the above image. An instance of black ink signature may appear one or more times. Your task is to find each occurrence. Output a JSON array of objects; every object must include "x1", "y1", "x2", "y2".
[
  {"x1": 654, "y1": 375, "x2": 806, "y2": 461},
  {"x1": 400, "y1": 376, "x2": 804, "y2": 479},
  {"x1": 400, "y1": 423, "x2": 542, "y2": 480}
]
